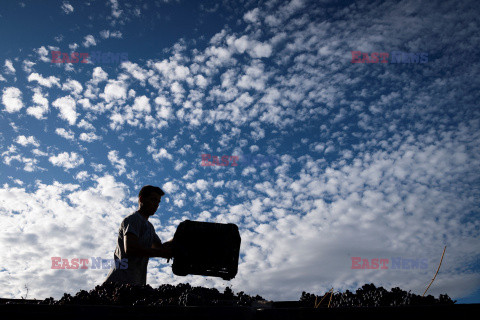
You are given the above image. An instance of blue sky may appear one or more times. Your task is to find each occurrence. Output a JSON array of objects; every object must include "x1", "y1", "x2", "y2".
[{"x1": 0, "y1": 0, "x2": 479, "y2": 303}]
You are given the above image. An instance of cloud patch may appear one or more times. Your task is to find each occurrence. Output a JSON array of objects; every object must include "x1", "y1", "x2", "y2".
[
  {"x1": 2, "y1": 87, "x2": 23, "y2": 113},
  {"x1": 49, "y1": 152, "x2": 84, "y2": 169}
]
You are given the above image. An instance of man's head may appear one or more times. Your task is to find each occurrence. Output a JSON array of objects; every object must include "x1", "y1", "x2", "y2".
[{"x1": 138, "y1": 185, "x2": 165, "y2": 216}]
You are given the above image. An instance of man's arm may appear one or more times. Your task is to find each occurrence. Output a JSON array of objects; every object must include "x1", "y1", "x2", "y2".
[
  {"x1": 152, "y1": 237, "x2": 162, "y2": 249},
  {"x1": 152, "y1": 238, "x2": 173, "y2": 248},
  {"x1": 124, "y1": 232, "x2": 172, "y2": 259}
]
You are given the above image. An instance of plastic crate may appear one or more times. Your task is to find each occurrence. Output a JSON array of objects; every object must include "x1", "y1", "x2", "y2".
[{"x1": 172, "y1": 220, "x2": 241, "y2": 280}]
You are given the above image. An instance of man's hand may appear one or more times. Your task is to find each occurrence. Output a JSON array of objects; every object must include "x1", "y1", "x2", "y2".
[
  {"x1": 162, "y1": 242, "x2": 174, "y2": 259},
  {"x1": 163, "y1": 240, "x2": 174, "y2": 262},
  {"x1": 163, "y1": 240, "x2": 173, "y2": 249}
]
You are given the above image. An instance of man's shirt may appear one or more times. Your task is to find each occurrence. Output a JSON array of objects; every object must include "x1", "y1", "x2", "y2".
[{"x1": 104, "y1": 211, "x2": 162, "y2": 286}]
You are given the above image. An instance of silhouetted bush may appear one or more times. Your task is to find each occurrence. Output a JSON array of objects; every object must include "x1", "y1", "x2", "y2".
[
  {"x1": 299, "y1": 283, "x2": 456, "y2": 307},
  {"x1": 38, "y1": 282, "x2": 264, "y2": 306},
  {"x1": 34, "y1": 282, "x2": 455, "y2": 307}
]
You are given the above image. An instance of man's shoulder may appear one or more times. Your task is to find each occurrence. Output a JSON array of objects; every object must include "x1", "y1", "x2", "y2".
[
  {"x1": 122, "y1": 211, "x2": 142, "y2": 224},
  {"x1": 146, "y1": 219, "x2": 155, "y2": 227}
]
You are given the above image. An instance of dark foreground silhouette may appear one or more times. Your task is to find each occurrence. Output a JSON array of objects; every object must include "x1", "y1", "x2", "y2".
[
  {"x1": 299, "y1": 283, "x2": 455, "y2": 307},
  {"x1": 19, "y1": 282, "x2": 454, "y2": 307},
  {"x1": 38, "y1": 282, "x2": 262, "y2": 306},
  {"x1": 2, "y1": 283, "x2": 474, "y2": 320}
]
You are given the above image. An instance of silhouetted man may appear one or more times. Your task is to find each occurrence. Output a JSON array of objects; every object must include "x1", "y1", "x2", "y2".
[{"x1": 104, "y1": 185, "x2": 173, "y2": 286}]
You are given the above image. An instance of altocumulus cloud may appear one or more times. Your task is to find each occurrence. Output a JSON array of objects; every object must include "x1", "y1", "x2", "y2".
[
  {"x1": 49, "y1": 152, "x2": 85, "y2": 169},
  {"x1": 2, "y1": 87, "x2": 24, "y2": 113}
]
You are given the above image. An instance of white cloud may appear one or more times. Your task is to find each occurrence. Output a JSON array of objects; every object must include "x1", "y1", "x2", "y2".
[
  {"x1": 108, "y1": 150, "x2": 126, "y2": 175},
  {"x1": 77, "y1": 119, "x2": 95, "y2": 131},
  {"x1": 22, "y1": 60, "x2": 36, "y2": 73},
  {"x1": 214, "y1": 195, "x2": 226, "y2": 206},
  {"x1": 132, "y1": 95, "x2": 151, "y2": 113},
  {"x1": 78, "y1": 98, "x2": 106, "y2": 113},
  {"x1": 32, "y1": 149, "x2": 48, "y2": 157},
  {"x1": 52, "y1": 96, "x2": 77, "y2": 125},
  {"x1": 99, "y1": 30, "x2": 109, "y2": 39},
  {"x1": 244, "y1": 8, "x2": 260, "y2": 24},
  {"x1": 186, "y1": 179, "x2": 208, "y2": 191},
  {"x1": 195, "y1": 74, "x2": 208, "y2": 88},
  {"x1": 4, "y1": 59, "x2": 15, "y2": 74},
  {"x1": 61, "y1": 1, "x2": 74, "y2": 14},
  {"x1": 237, "y1": 62, "x2": 269, "y2": 91},
  {"x1": 12, "y1": 179, "x2": 24, "y2": 186},
  {"x1": 69, "y1": 43, "x2": 78, "y2": 51},
  {"x1": 62, "y1": 79, "x2": 83, "y2": 96},
  {"x1": 154, "y1": 96, "x2": 171, "y2": 107},
  {"x1": 100, "y1": 30, "x2": 122, "y2": 39},
  {"x1": 91, "y1": 162, "x2": 106, "y2": 172},
  {"x1": 49, "y1": 152, "x2": 84, "y2": 169},
  {"x1": 152, "y1": 59, "x2": 190, "y2": 81},
  {"x1": 108, "y1": 95, "x2": 153, "y2": 130},
  {"x1": 102, "y1": 80, "x2": 127, "y2": 102},
  {"x1": 171, "y1": 81, "x2": 184, "y2": 94},
  {"x1": 110, "y1": 31, "x2": 122, "y2": 38},
  {"x1": 156, "y1": 105, "x2": 173, "y2": 120},
  {"x1": 162, "y1": 181, "x2": 179, "y2": 194},
  {"x1": 35, "y1": 46, "x2": 51, "y2": 63},
  {"x1": 109, "y1": 112, "x2": 125, "y2": 130},
  {"x1": 2, "y1": 87, "x2": 23, "y2": 113},
  {"x1": 28, "y1": 73, "x2": 60, "y2": 88},
  {"x1": 232, "y1": 36, "x2": 250, "y2": 53},
  {"x1": 147, "y1": 145, "x2": 173, "y2": 162},
  {"x1": 15, "y1": 135, "x2": 40, "y2": 147},
  {"x1": 1, "y1": 145, "x2": 40, "y2": 172},
  {"x1": 109, "y1": 0, "x2": 123, "y2": 18},
  {"x1": 75, "y1": 171, "x2": 89, "y2": 181},
  {"x1": 204, "y1": 46, "x2": 233, "y2": 67},
  {"x1": 55, "y1": 128, "x2": 75, "y2": 140},
  {"x1": 83, "y1": 35, "x2": 97, "y2": 48},
  {"x1": 79, "y1": 132, "x2": 101, "y2": 142},
  {"x1": 230, "y1": 36, "x2": 272, "y2": 58},
  {"x1": 250, "y1": 42, "x2": 272, "y2": 58},
  {"x1": 120, "y1": 62, "x2": 152, "y2": 83},
  {"x1": 91, "y1": 67, "x2": 109, "y2": 84}
]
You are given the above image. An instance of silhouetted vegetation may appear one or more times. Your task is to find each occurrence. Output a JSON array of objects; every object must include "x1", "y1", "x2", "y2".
[
  {"x1": 38, "y1": 282, "x2": 264, "y2": 306},
  {"x1": 3, "y1": 282, "x2": 455, "y2": 307},
  {"x1": 300, "y1": 283, "x2": 456, "y2": 307}
]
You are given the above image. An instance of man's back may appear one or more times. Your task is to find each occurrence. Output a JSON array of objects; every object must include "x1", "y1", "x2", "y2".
[{"x1": 104, "y1": 211, "x2": 161, "y2": 285}]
